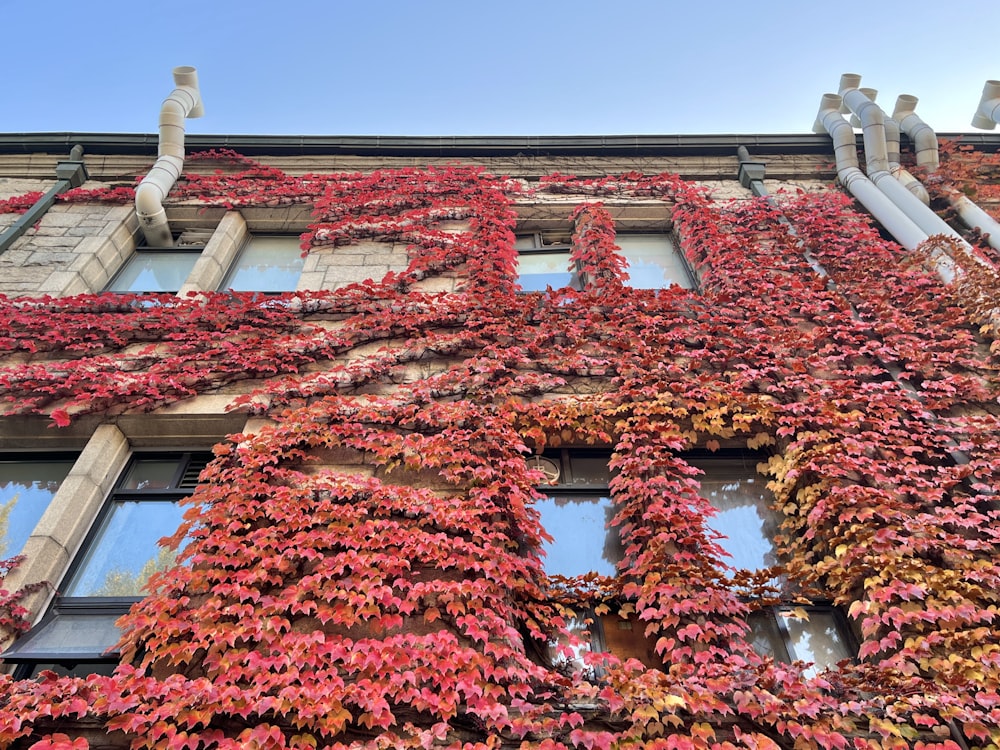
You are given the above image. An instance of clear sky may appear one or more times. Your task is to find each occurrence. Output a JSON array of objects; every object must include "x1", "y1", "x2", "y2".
[{"x1": 5, "y1": 0, "x2": 1000, "y2": 137}]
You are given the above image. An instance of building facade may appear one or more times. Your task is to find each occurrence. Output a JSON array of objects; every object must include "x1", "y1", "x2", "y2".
[{"x1": 0, "y1": 102, "x2": 997, "y2": 747}]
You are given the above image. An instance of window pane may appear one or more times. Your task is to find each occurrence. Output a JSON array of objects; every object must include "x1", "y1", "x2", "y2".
[
  {"x1": 747, "y1": 610, "x2": 790, "y2": 662},
  {"x1": 536, "y1": 493, "x2": 623, "y2": 577},
  {"x1": 517, "y1": 251, "x2": 572, "y2": 291},
  {"x1": 7, "y1": 613, "x2": 121, "y2": 657},
  {"x1": 687, "y1": 455, "x2": 778, "y2": 572},
  {"x1": 615, "y1": 234, "x2": 691, "y2": 289},
  {"x1": 547, "y1": 613, "x2": 596, "y2": 674},
  {"x1": 118, "y1": 459, "x2": 180, "y2": 490},
  {"x1": 222, "y1": 236, "x2": 304, "y2": 292},
  {"x1": 567, "y1": 454, "x2": 612, "y2": 485},
  {"x1": 781, "y1": 610, "x2": 853, "y2": 674},
  {"x1": 63, "y1": 501, "x2": 186, "y2": 596},
  {"x1": 106, "y1": 251, "x2": 199, "y2": 293},
  {"x1": 0, "y1": 458, "x2": 75, "y2": 558}
]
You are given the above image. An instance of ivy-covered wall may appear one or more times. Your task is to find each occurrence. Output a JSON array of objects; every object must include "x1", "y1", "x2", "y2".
[{"x1": 0, "y1": 148, "x2": 997, "y2": 749}]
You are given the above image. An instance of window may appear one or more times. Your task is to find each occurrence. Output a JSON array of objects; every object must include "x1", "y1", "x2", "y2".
[
  {"x1": 532, "y1": 450, "x2": 623, "y2": 578},
  {"x1": 220, "y1": 235, "x2": 304, "y2": 292},
  {"x1": 615, "y1": 233, "x2": 693, "y2": 289},
  {"x1": 749, "y1": 606, "x2": 855, "y2": 676},
  {"x1": 515, "y1": 232, "x2": 579, "y2": 292},
  {"x1": 515, "y1": 231, "x2": 691, "y2": 291},
  {"x1": 0, "y1": 454, "x2": 77, "y2": 559},
  {"x1": 3, "y1": 452, "x2": 211, "y2": 676},
  {"x1": 685, "y1": 452, "x2": 855, "y2": 672},
  {"x1": 533, "y1": 450, "x2": 663, "y2": 673},
  {"x1": 686, "y1": 452, "x2": 780, "y2": 573},
  {"x1": 105, "y1": 248, "x2": 202, "y2": 293}
]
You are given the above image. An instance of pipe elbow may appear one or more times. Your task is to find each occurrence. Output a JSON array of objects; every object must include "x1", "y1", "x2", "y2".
[
  {"x1": 135, "y1": 181, "x2": 164, "y2": 215},
  {"x1": 812, "y1": 94, "x2": 843, "y2": 133},
  {"x1": 852, "y1": 97, "x2": 885, "y2": 128},
  {"x1": 972, "y1": 80, "x2": 1000, "y2": 129},
  {"x1": 895, "y1": 168, "x2": 931, "y2": 204},
  {"x1": 171, "y1": 66, "x2": 204, "y2": 118}
]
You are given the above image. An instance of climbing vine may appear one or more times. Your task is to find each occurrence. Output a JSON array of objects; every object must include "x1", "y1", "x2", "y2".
[{"x1": 0, "y1": 150, "x2": 996, "y2": 748}]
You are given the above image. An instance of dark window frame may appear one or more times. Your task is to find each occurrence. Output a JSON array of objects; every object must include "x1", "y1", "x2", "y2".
[
  {"x1": 748, "y1": 603, "x2": 858, "y2": 672},
  {"x1": 3, "y1": 451, "x2": 211, "y2": 677}
]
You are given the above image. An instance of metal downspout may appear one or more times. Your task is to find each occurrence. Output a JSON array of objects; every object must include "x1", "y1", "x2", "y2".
[
  {"x1": 812, "y1": 93, "x2": 927, "y2": 251},
  {"x1": 135, "y1": 66, "x2": 204, "y2": 247},
  {"x1": 837, "y1": 75, "x2": 963, "y2": 251},
  {"x1": 736, "y1": 148, "x2": 971, "y2": 469},
  {"x1": 0, "y1": 145, "x2": 88, "y2": 255}
]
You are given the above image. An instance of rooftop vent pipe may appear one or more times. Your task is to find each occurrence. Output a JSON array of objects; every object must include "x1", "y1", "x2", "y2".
[
  {"x1": 135, "y1": 66, "x2": 204, "y2": 247},
  {"x1": 850, "y1": 88, "x2": 929, "y2": 204},
  {"x1": 892, "y1": 95, "x2": 939, "y2": 171}
]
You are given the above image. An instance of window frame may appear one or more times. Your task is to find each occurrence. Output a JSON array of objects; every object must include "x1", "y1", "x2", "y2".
[
  {"x1": 3, "y1": 451, "x2": 211, "y2": 676},
  {"x1": 748, "y1": 604, "x2": 857, "y2": 674},
  {"x1": 534, "y1": 448, "x2": 617, "y2": 674},
  {"x1": 684, "y1": 448, "x2": 781, "y2": 576},
  {"x1": 104, "y1": 244, "x2": 205, "y2": 294},
  {"x1": 533, "y1": 448, "x2": 622, "y2": 579},
  {"x1": 613, "y1": 231, "x2": 696, "y2": 290},
  {"x1": 218, "y1": 234, "x2": 305, "y2": 293}
]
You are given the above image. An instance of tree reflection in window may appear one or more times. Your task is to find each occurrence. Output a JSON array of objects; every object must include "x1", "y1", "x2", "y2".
[
  {"x1": 0, "y1": 455, "x2": 76, "y2": 559},
  {"x1": 749, "y1": 607, "x2": 854, "y2": 676}
]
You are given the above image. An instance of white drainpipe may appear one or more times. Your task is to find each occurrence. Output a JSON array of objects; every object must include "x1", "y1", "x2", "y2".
[
  {"x1": 813, "y1": 93, "x2": 927, "y2": 250},
  {"x1": 892, "y1": 95, "x2": 939, "y2": 170},
  {"x1": 894, "y1": 93, "x2": 1000, "y2": 254},
  {"x1": 852, "y1": 88, "x2": 929, "y2": 204},
  {"x1": 135, "y1": 66, "x2": 204, "y2": 247},
  {"x1": 971, "y1": 80, "x2": 1000, "y2": 129},
  {"x1": 838, "y1": 74, "x2": 966, "y2": 250}
]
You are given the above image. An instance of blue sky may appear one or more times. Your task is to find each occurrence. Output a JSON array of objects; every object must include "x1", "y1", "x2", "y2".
[{"x1": 5, "y1": 1, "x2": 1000, "y2": 136}]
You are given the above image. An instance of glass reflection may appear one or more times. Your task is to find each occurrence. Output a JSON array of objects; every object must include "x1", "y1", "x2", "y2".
[
  {"x1": 687, "y1": 455, "x2": 778, "y2": 571},
  {"x1": 0, "y1": 458, "x2": 75, "y2": 559},
  {"x1": 536, "y1": 493, "x2": 623, "y2": 577},
  {"x1": 615, "y1": 234, "x2": 691, "y2": 289},
  {"x1": 107, "y1": 252, "x2": 199, "y2": 293},
  {"x1": 118, "y1": 460, "x2": 179, "y2": 490},
  {"x1": 547, "y1": 613, "x2": 596, "y2": 675},
  {"x1": 781, "y1": 610, "x2": 853, "y2": 675},
  {"x1": 222, "y1": 236, "x2": 304, "y2": 292},
  {"x1": 516, "y1": 250, "x2": 573, "y2": 291},
  {"x1": 63, "y1": 501, "x2": 186, "y2": 597}
]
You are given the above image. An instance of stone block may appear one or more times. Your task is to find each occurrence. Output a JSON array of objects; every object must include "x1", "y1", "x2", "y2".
[
  {"x1": 295, "y1": 271, "x2": 326, "y2": 291},
  {"x1": 180, "y1": 254, "x2": 225, "y2": 295},
  {"x1": 38, "y1": 211, "x2": 85, "y2": 228},
  {"x1": 38, "y1": 271, "x2": 88, "y2": 296},
  {"x1": 28, "y1": 236, "x2": 78, "y2": 248},
  {"x1": 32, "y1": 226, "x2": 69, "y2": 237},
  {"x1": 412, "y1": 277, "x2": 456, "y2": 293}
]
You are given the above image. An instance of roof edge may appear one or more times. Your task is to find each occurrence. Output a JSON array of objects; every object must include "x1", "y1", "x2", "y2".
[{"x1": 3, "y1": 132, "x2": 999, "y2": 159}]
